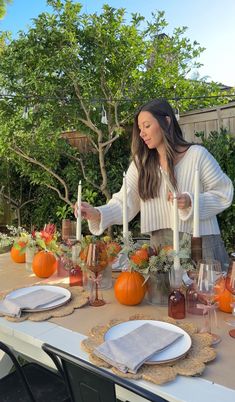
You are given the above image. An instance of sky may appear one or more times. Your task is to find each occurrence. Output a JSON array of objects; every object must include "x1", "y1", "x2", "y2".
[{"x1": 0, "y1": 0, "x2": 235, "y2": 87}]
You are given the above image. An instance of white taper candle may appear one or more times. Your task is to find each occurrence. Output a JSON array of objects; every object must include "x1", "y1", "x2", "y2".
[
  {"x1": 193, "y1": 169, "x2": 200, "y2": 237},
  {"x1": 173, "y1": 192, "x2": 180, "y2": 269},
  {"x1": 122, "y1": 172, "x2": 129, "y2": 244},
  {"x1": 76, "y1": 180, "x2": 82, "y2": 241}
]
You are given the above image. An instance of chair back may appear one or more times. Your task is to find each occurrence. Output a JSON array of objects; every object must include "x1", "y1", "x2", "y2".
[
  {"x1": 0, "y1": 341, "x2": 36, "y2": 402},
  {"x1": 42, "y1": 343, "x2": 168, "y2": 402}
]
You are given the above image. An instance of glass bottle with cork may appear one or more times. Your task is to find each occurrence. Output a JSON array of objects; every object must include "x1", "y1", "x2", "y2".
[
  {"x1": 168, "y1": 263, "x2": 185, "y2": 319},
  {"x1": 185, "y1": 236, "x2": 204, "y2": 315}
]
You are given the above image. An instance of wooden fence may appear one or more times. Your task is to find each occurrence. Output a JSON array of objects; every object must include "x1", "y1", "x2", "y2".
[{"x1": 179, "y1": 101, "x2": 235, "y2": 142}]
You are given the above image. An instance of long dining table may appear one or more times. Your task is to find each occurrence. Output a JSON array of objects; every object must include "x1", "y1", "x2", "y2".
[{"x1": 0, "y1": 252, "x2": 235, "y2": 402}]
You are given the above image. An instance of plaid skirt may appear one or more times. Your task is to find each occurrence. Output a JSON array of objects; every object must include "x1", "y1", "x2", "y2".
[{"x1": 150, "y1": 229, "x2": 230, "y2": 271}]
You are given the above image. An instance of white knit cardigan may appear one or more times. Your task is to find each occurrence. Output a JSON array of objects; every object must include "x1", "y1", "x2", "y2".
[{"x1": 88, "y1": 145, "x2": 233, "y2": 236}]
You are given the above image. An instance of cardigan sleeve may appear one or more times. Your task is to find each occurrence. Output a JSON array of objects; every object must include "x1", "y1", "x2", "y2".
[
  {"x1": 88, "y1": 161, "x2": 140, "y2": 235},
  {"x1": 179, "y1": 147, "x2": 233, "y2": 222}
]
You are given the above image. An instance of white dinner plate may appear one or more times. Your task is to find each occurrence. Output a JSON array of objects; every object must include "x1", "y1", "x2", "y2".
[
  {"x1": 104, "y1": 320, "x2": 192, "y2": 364},
  {"x1": 5, "y1": 285, "x2": 71, "y2": 312}
]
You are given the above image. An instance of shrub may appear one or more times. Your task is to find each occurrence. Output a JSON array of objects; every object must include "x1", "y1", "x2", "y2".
[{"x1": 195, "y1": 129, "x2": 235, "y2": 252}]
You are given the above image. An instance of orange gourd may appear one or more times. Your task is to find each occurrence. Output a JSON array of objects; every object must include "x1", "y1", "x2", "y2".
[
  {"x1": 32, "y1": 251, "x2": 57, "y2": 278},
  {"x1": 10, "y1": 241, "x2": 27, "y2": 263},
  {"x1": 114, "y1": 271, "x2": 146, "y2": 305},
  {"x1": 218, "y1": 288, "x2": 233, "y2": 313}
]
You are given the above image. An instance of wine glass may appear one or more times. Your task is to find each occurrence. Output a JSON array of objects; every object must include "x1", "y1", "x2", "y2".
[
  {"x1": 225, "y1": 254, "x2": 235, "y2": 338},
  {"x1": 196, "y1": 259, "x2": 225, "y2": 345},
  {"x1": 85, "y1": 242, "x2": 108, "y2": 307}
]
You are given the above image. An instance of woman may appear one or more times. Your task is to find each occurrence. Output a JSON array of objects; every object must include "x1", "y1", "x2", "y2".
[{"x1": 76, "y1": 99, "x2": 233, "y2": 268}]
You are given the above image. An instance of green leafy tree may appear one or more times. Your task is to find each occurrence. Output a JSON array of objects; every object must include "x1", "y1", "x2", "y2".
[
  {"x1": 0, "y1": 0, "x2": 11, "y2": 19},
  {"x1": 0, "y1": 0, "x2": 229, "y2": 215},
  {"x1": 195, "y1": 129, "x2": 235, "y2": 251}
]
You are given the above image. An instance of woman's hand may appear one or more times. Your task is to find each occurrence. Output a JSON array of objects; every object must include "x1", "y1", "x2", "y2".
[
  {"x1": 168, "y1": 192, "x2": 191, "y2": 210},
  {"x1": 74, "y1": 201, "x2": 101, "y2": 223}
]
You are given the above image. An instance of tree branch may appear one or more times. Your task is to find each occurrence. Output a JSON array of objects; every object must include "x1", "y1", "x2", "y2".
[
  {"x1": 1, "y1": 192, "x2": 18, "y2": 207},
  {"x1": 19, "y1": 199, "x2": 36, "y2": 210},
  {"x1": 10, "y1": 145, "x2": 71, "y2": 202},
  {"x1": 45, "y1": 184, "x2": 73, "y2": 206},
  {"x1": 63, "y1": 152, "x2": 101, "y2": 191},
  {"x1": 102, "y1": 133, "x2": 120, "y2": 148}
]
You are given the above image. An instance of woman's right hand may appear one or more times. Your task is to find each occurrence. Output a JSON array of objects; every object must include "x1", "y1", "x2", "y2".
[{"x1": 74, "y1": 201, "x2": 101, "y2": 223}]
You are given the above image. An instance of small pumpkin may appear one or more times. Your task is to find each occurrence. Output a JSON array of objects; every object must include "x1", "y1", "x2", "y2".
[
  {"x1": 114, "y1": 270, "x2": 146, "y2": 305},
  {"x1": 218, "y1": 288, "x2": 233, "y2": 313},
  {"x1": 32, "y1": 250, "x2": 57, "y2": 278},
  {"x1": 10, "y1": 241, "x2": 27, "y2": 263}
]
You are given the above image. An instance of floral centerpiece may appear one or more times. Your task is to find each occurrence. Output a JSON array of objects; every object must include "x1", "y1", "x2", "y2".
[
  {"x1": 78, "y1": 235, "x2": 122, "y2": 291},
  {"x1": 127, "y1": 234, "x2": 194, "y2": 275},
  {"x1": 78, "y1": 235, "x2": 122, "y2": 268},
  {"x1": 121, "y1": 234, "x2": 194, "y2": 305},
  {"x1": 0, "y1": 224, "x2": 60, "y2": 277},
  {"x1": 0, "y1": 225, "x2": 29, "y2": 263},
  {"x1": 29, "y1": 224, "x2": 59, "y2": 278},
  {"x1": 0, "y1": 224, "x2": 59, "y2": 255}
]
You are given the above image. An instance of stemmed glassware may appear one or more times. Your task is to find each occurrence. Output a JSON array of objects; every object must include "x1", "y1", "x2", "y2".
[
  {"x1": 225, "y1": 254, "x2": 235, "y2": 338},
  {"x1": 196, "y1": 259, "x2": 225, "y2": 344},
  {"x1": 84, "y1": 242, "x2": 108, "y2": 307}
]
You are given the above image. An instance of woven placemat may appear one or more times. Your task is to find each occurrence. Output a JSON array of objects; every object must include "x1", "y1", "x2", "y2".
[
  {"x1": 0, "y1": 284, "x2": 89, "y2": 322},
  {"x1": 81, "y1": 313, "x2": 216, "y2": 385}
]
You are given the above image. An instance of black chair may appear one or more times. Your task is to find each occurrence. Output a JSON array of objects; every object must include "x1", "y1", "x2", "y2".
[
  {"x1": 0, "y1": 341, "x2": 70, "y2": 402},
  {"x1": 42, "y1": 343, "x2": 168, "y2": 402}
]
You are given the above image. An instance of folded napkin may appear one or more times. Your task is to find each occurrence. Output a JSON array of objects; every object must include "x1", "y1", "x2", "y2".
[
  {"x1": 0, "y1": 288, "x2": 66, "y2": 317},
  {"x1": 94, "y1": 323, "x2": 183, "y2": 373}
]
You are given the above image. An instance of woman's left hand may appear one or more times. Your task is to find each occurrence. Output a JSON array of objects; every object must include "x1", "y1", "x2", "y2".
[{"x1": 168, "y1": 192, "x2": 191, "y2": 210}]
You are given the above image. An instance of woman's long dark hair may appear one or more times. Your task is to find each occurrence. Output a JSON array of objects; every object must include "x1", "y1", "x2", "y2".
[{"x1": 131, "y1": 99, "x2": 193, "y2": 200}]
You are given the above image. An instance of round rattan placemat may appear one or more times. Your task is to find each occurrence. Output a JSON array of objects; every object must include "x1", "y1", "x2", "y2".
[
  {"x1": 0, "y1": 284, "x2": 89, "y2": 322},
  {"x1": 81, "y1": 313, "x2": 217, "y2": 385}
]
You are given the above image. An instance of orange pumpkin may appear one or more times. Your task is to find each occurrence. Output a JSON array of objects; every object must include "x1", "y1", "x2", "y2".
[
  {"x1": 218, "y1": 288, "x2": 233, "y2": 313},
  {"x1": 32, "y1": 251, "x2": 57, "y2": 278},
  {"x1": 10, "y1": 241, "x2": 27, "y2": 263},
  {"x1": 114, "y1": 271, "x2": 146, "y2": 305}
]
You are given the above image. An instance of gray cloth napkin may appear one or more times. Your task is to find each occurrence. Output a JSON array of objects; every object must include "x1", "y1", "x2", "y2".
[
  {"x1": 94, "y1": 323, "x2": 183, "y2": 373},
  {"x1": 0, "y1": 288, "x2": 66, "y2": 317}
]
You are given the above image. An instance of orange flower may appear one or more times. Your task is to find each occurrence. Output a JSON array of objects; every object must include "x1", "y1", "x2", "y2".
[
  {"x1": 161, "y1": 245, "x2": 173, "y2": 252},
  {"x1": 130, "y1": 247, "x2": 149, "y2": 266},
  {"x1": 40, "y1": 231, "x2": 53, "y2": 245},
  {"x1": 106, "y1": 241, "x2": 122, "y2": 263}
]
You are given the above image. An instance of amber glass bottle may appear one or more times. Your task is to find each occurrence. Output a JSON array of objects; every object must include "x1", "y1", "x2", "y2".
[{"x1": 168, "y1": 267, "x2": 185, "y2": 319}]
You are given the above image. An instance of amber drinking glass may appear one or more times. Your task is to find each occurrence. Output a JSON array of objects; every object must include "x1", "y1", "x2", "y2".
[{"x1": 84, "y1": 242, "x2": 108, "y2": 307}]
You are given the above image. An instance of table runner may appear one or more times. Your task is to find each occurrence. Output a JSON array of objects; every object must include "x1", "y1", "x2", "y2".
[{"x1": 1, "y1": 252, "x2": 235, "y2": 390}]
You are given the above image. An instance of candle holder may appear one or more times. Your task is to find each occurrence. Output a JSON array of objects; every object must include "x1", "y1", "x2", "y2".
[{"x1": 191, "y1": 236, "x2": 202, "y2": 265}]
